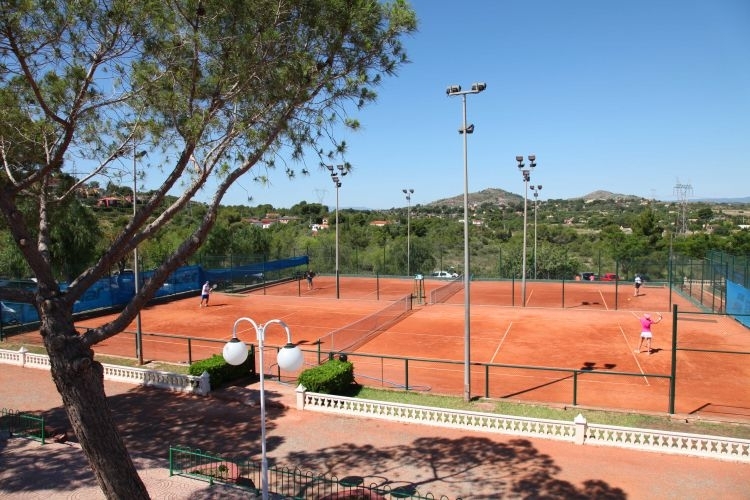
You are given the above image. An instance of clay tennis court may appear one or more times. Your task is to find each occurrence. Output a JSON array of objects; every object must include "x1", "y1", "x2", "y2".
[{"x1": 67, "y1": 276, "x2": 750, "y2": 420}]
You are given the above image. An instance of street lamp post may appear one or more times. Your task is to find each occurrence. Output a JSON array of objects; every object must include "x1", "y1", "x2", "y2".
[
  {"x1": 222, "y1": 317, "x2": 304, "y2": 500},
  {"x1": 447, "y1": 82, "x2": 486, "y2": 402},
  {"x1": 133, "y1": 146, "x2": 147, "y2": 365},
  {"x1": 326, "y1": 165, "x2": 346, "y2": 299},
  {"x1": 515, "y1": 155, "x2": 536, "y2": 306},
  {"x1": 530, "y1": 184, "x2": 542, "y2": 279},
  {"x1": 403, "y1": 188, "x2": 414, "y2": 276}
]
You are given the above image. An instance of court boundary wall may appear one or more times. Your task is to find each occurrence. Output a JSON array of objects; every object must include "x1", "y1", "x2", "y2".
[{"x1": 297, "y1": 390, "x2": 750, "y2": 463}]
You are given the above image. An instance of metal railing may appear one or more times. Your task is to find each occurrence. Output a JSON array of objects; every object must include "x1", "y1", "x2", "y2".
[
  {"x1": 0, "y1": 408, "x2": 46, "y2": 444},
  {"x1": 169, "y1": 445, "x2": 456, "y2": 499}
]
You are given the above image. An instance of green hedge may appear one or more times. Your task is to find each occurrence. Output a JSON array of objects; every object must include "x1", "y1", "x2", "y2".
[
  {"x1": 189, "y1": 347, "x2": 255, "y2": 388},
  {"x1": 298, "y1": 359, "x2": 354, "y2": 394}
]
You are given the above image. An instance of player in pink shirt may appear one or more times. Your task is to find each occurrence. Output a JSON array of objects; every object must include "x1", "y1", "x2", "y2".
[{"x1": 635, "y1": 312, "x2": 662, "y2": 355}]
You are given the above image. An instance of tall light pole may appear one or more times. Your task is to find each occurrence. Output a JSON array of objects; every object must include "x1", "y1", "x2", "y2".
[
  {"x1": 133, "y1": 146, "x2": 147, "y2": 365},
  {"x1": 447, "y1": 82, "x2": 486, "y2": 402},
  {"x1": 403, "y1": 188, "x2": 414, "y2": 276},
  {"x1": 222, "y1": 317, "x2": 304, "y2": 500},
  {"x1": 326, "y1": 164, "x2": 346, "y2": 299},
  {"x1": 530, "y1": 184, "x2": 542, "y2": 279},
  {"x1": 516, "y1": 155, "x2": 536, "y2": 306}
]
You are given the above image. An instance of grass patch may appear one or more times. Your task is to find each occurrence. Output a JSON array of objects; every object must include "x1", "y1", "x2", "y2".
[{"x1": 353, "y1": 386, "x2": 750, "y2": 440}]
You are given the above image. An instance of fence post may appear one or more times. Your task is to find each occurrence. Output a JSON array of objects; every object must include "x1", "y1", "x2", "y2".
[
  {"x1": 485, "y1": 365, "x2": 490, "y2": 398},
  {"x1": 561, "y1": 279, "x2": 565, "y2": 309},
  {"x1": 669, "y1": 304, "x2": 678, "y2": 414},
  {"x1": 404, "y1": 358, "x2": 409, "y2": 391},
  {"x1": 615, "y1": 261, "x2": 620, "y2": 310}
]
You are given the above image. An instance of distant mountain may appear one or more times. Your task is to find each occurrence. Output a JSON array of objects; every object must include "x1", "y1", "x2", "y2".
[
  {"x1": 410, "y1": 188, "x2": 748, "y2": 210},
  {"x1": 426, "y1": 188, "x2": 522, "y2": 208},
  {"x1": 577, "y1": 190, "x2": 642, "y2": 202},
  {"x1": 695, "y1": 197, "x2": 750, "y2": 204}
]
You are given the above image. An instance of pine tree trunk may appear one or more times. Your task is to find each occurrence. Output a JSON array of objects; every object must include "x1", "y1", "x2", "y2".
[{"x1": 43, "y1": 307, "x2": 149, "y2": 499}]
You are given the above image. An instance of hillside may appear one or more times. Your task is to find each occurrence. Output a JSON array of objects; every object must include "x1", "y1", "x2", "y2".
[
  {"x1": 424, "y1": 188, "x2": 640, "y2": 208},
  {"x1": 577, "y1": 190, "x2": 641, "y2": 202},
  {"x1": 422, "y1": 188, "x2": 748, "y2": 209},
  {"x1": 426, "y1": 188, "x2": 523, "y2": 208}
]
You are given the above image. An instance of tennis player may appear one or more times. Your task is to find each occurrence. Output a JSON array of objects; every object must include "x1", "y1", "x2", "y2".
[
  {"x1": 200, "y1": 281, "x2": 212, "y2": 307},
  {"x1": 635, "y1": 312, "x2": 662, "y2": 355}
]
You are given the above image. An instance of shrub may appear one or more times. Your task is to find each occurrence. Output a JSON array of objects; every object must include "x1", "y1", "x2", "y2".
[
  {"x1": 298, "y1": 359, "x2": 354, "y2": 394},
  {"x1": 189, "y1": 350, "x2": 255, "y2": 388}
]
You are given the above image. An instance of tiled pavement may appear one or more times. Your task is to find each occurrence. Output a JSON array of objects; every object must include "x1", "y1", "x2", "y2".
[{"x1": 1, "y1": 364, "x2": 749, "y2": 499}]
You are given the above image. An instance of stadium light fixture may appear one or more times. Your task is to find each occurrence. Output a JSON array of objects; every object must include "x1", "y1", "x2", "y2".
[
  {"x1": 223, "y1": 317, "x2": 304, "y2": 500},
  {"x1": 403, "y1": 188, "x2": 414, "y2": 276},
  {"x1": 516, "y1": 155, "x2": 537, "y2": 306},
  {"x1": 447, "y1": 81, "x2": 486, "y2": 402}
]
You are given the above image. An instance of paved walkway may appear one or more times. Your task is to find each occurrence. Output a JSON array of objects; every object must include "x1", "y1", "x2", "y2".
[{"x1": 1, "y1": 364, "x2": 749, "y2": 499}]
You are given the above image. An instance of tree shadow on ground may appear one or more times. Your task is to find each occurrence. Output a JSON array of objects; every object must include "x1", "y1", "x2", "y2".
[
  {"x1": 33, "y1": 382, "x2": 289, "y2": 459},
  {"x1": 284, "y1": 435, "x2": 626, "y2": 499},
  {"x1": 5, "y1": 383, "x2": 626, "y2": 499}
]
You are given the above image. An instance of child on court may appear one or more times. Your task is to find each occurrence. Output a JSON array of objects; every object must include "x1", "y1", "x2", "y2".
[{"x1": 636, "y1": 312, "x2": 662, "y2": 355}]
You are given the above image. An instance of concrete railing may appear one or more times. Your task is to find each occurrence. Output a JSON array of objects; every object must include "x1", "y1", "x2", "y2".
[
  {"x1": 0, "y1": 348, "x2": 210, "y2": 396},
  {"x1": 296, "y1": 388, "x2": 750, "y2": 463},
  {"x1": 5, "y1": 347, "x2": 748, "y2": 463}
]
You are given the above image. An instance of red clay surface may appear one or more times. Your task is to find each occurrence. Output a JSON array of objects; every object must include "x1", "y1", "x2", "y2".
[{"x1": 14, "y1": 276, "x2": 750, "y2": 421}]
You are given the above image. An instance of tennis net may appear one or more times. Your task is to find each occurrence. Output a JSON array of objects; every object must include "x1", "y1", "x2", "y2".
[
  {"x1": 429, "y1": 278, "x2": 464, "y2": 304},
  {"x1": 321, "y1": 294, "x2": 413, "y2": 353}
]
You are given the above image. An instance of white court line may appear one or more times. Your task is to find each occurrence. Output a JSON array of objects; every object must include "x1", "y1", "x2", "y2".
[
  {"x1": 489, "y1": 321, "x2": 513, "y2": 363},
  {"x1": 620, "y1": 324, "x2": 650, "y2": 385},
  {"x1": 598, "y1": 290, "x2": 609, "y2": 310}
]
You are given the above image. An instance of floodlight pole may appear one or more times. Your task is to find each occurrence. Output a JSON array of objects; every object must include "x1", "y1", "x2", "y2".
[
  {"x1": 447, "y1": 82, "x2": 486, "y2": 402},
  {"x1": 133, "y1": 143, "x2": 147, "y2": 365},
  {"x1": 326, "y1": 165, "x2": 346, "y2": 299},
  {"x1": 530, "y1": 185, "x2": 542, "y2": 279},
  {"x1": 516, "y1": 155, "x2": 536, "y2": 307},
  {"x1": 403, "y1": 188, "x2": 414, "y2": 276}
]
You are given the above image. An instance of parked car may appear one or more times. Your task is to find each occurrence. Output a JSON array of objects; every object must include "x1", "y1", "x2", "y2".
[
  {"x1": 577, "y1": 272, "x2": 598, "y2": 281},
  {"x1": 0, "y1": 278, "x2": 38, "y2": 291},
  {"x1": 601, "y1": 273, "x2": 619, "y2": 281},
  {"x1": 431, "y1": 271, "x2": 458, "y2": 279}
]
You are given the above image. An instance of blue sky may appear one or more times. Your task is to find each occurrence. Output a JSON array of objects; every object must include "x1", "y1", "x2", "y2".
[{"x1": 218, "y1": 1, "x2": 750, "y2": 209}]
